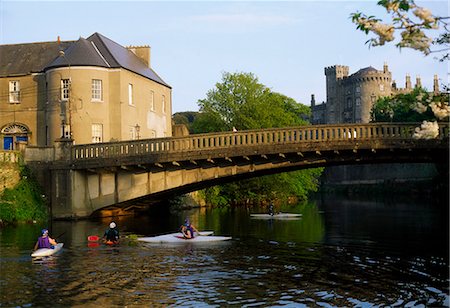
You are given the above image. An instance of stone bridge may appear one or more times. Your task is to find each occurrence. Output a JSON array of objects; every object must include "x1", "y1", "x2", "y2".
[{"x1": 25, "y1": 123, "x2": 449, "y2": 218}]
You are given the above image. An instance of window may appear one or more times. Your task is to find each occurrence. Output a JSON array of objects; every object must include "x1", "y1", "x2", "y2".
[
  {"x1": 162, "y1": 95, "x2": 166, "y2": 113},
  {"x1": 355, "y1": 86, "x2": 361, "y2": 93},
  {"x1": 355, "y1": 98, "x2": 361, "y2": 106},
  {"x1": 9, "y1": 81, "x2": 20, "y2": 103},
  {"x1": 92, "y1": 124, "x2": 103, "y2": 143},
  {"x1": 61, "y1": 79, "x2": 70, "y2": 101},
  {"x1": 92, "y1": 79, "x2": 102, "y2": 101},
  {"x1": 379, "y1": 84, "x2": 384, "y2": 91},
  {"x1": 346, "y1": 97, "x2": 352, "y2": 108},
  {"x1": 150, "y1": 91, "x2": 155, "y2": 111},
  {"x1": 128, "y1": 84, "x2": 133, "y2": 106}
]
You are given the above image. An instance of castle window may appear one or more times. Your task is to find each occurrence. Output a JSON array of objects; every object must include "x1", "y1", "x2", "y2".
[
  {"x1": 379, "y1": 84, "x2": 384, "y2": 91},
  {"x1": 61, "y1": 79, "x2": 70, "y2": 101},
  {"x1": 355, "y1": 98, "x2": 361, "y2": 106},
  {"x1": 92, "y1": 123, "x2": 103, "y2": 143},
  {"x1": 92, "y1": 79, "x2": 103, "y2": 101},
  {"x1": 355, "y1": 86, "x2": 360, "y2": 93},
  {"x1": 9, "y1": 81, "x2": 20, "y2": 103},
  {"x1": 346, "y1": 97, "x2": 352, "y2": 108}
]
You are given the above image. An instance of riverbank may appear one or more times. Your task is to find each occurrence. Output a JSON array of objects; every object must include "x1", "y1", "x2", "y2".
[{"x1": 0, "y1": 161, "x2": 48, "y2": 226}]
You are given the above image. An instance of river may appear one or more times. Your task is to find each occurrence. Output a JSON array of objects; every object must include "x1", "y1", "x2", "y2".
[{"x1": 0, "y1": 194, "x2": 448, "y2": 307}]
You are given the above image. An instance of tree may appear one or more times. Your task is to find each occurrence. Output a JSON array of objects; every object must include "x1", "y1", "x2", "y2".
[
  {"x1": 371, "y1": 87, "x2": 449, "y2": 139},
  {"x1": 351, "y1": 0, "x2": 449, "y2": 61},
  {"x1": 193, "y1": 72, "x2": 310, "y2": 133},
  {"x1": 193, "y1": 71, "x2": 321, "y2": 206}
]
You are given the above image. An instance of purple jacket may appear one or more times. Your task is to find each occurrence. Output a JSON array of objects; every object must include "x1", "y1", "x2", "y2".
[{"x1": 37, "y1": 236, "x2": 52, "y2": 249}]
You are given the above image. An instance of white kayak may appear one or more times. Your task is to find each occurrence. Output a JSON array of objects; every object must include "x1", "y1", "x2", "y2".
[
  {"x1": 250, "y1": 213, "x2": 302, "y2": 219},
  {"x1": 138, "y1": 231, "x2": 231, "y2": 243},
  {"x1": 31, "y1": 243, "x2": 64, "y2": 257}
]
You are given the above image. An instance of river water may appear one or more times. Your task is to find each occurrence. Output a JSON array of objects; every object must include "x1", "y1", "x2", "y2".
[{"x1": 1, "y1": 195, "x2": 448, "y2": 307}]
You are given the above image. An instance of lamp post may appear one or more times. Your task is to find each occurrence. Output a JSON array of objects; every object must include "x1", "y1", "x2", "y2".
[{"x1": 135, "y1": 124, "x2": 140, "y2": 140}]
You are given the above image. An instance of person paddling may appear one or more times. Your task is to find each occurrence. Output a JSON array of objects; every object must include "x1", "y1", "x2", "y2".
[
  {"x1": 103, "y1": 222, "x2": 119, "y2": 244},
  {"x1": 34, "y1": 229, "x2": 57, "y2": 250},
  {"x1": 268, "y1": 202, "x2": 275, "y2": 216},
  {"x1": 180, "y1": 219, "x2": 198, "y2": 239}
]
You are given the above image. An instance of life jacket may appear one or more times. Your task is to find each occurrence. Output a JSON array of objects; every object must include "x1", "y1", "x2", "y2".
[
  {"x1": 185, "y1": 226, "x2": 195, "y2": 238},
  {"x1": 38, "y1": 236, "x2": 52, "y2": 249},
  {"x1": 105, "y1": 228, "x2": 119, "y2": 241}
]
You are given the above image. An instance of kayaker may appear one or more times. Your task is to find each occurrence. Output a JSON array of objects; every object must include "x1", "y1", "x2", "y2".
[
  {"x1": 180, "y1": 218, "x2": 199, "y2": 239},
  {"x1": 268, "y1": 202, "x2": 275, "y2": 216},
  {"x1": 34, "y1": 229, "x2": 57, "y2": 250},
  {"x1": 103, "y1": 222, "x2": 119, "y2": 244}
]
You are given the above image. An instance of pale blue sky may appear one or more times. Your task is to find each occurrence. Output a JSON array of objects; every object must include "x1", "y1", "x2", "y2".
[{"x1": 1, "y1": 1, "x2": 447, "y2": 113}]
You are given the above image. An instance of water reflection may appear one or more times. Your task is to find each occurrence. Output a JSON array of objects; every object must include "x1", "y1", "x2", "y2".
[{"x1": 0, "y1": 196, "x2": 448, "y2": 306}]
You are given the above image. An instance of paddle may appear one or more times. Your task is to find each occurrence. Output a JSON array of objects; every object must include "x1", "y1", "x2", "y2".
[{"x1": 54, "y1": 231, "x2": 66, "y2": 240}]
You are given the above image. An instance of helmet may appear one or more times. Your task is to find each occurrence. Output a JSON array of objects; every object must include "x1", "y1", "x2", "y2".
[
  {"x1": 109, "y1": 222, "x2": 116, "y2": 228},
  {"x1": 41, "y1": 229, "x2": 48, "y2": 235}
]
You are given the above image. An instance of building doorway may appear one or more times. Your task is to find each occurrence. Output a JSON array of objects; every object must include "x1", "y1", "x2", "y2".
[{"x1": 1, "y1": 123, "x2": 29, "y2": 150}]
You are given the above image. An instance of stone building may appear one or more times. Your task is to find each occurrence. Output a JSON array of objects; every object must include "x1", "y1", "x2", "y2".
[
  {"x1": 311, "y1": 63, "x2": 440, "y2": 124},
  {"x1": 0, "y1": 33, "x2": 172, "y2": 150},
  {"x1": 311, "y1": 63, "x2": 441, "y2": 190}
]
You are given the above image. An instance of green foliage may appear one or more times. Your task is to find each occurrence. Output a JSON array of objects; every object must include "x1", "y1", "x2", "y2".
[
  {"x1": 193, "y1": 72, "x2": 310, "y2": 133},
  {"x1": 0, "y1": 165, "x2": 48, "y2": 224},
  {"x1": 172, "y1": 112, "x2": 199, "y2": 133},
  {"x1": 371, "y1": 88, "x2": 449, "y2": 122},
  {"x1": 192, "y1": 71, "x2": 322, "y2": 206}
]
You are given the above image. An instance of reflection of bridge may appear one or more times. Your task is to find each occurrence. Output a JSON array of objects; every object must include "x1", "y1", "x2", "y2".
[{"x1": 26, "y1": 123, "x2": 449, "y2": 218}]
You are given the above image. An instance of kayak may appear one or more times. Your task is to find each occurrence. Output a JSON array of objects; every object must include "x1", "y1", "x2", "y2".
[
  {"x1": 31, "y1": 243, "x2": 64, "y2": 257},
  {"x1": 250, "y1": 213, "x2": 302, "y2": 219},
  {"x1": 138, "y1": 231, "x2": 231, "y2": 243}
]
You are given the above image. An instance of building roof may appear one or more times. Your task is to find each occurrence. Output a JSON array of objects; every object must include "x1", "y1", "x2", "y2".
[
  {"x1": 0, "y1": 33, "x2": 170, "y2": 88},
  {"x1": 353, "y1": 66, "x2": 378, "y2": 76},
  {"x1": 0, "y1": 41, "x2": 73, "y2": 77}
]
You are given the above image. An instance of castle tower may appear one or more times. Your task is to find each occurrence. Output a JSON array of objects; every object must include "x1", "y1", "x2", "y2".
[
  {"x1": 383, "y1": 62, "x2": 388, "y2": 73},
  {"x1": 311, "y1": 94, "x2": 316, "y2": 107},
  {"x1": 405, "y1": 74, "x2": 412, "y2": 89},
  {"x1": 415, "y1": 76, "x2": 422, "y2": 88},
  {"x1": 324, "y1": 65, "x2": 349, "y2": 124},
  {"x1": 433, "y1": 75, "x2": 440, "y2": 94}
]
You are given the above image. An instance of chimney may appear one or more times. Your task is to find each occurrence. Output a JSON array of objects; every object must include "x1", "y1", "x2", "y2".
[
  {"x1": 311, "y1": 94, "x2": 316, "y2": 107},
  {"x1": 405, "y1": 74, "x2": 411, "y2": 89},
  {"x1": 383, "y1": 62, "x2": 388, "y2": 73},
  {"x1": 433, "y1": 75, "x2": 439, "y2": 94},
  {"x1": 127, "y1": 45, "x2": 151, "y2": 68},
  {"x1": 415, "y1": 75, "x2": 422, "y2": 88},
  {"x1": 392, "y1": 80, "x2": 397, "y2": 90}
]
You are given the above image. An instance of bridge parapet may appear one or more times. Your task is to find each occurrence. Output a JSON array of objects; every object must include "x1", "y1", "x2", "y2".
[{"x1": 71, "y1": 123, "x2": 449, "y2": 162}]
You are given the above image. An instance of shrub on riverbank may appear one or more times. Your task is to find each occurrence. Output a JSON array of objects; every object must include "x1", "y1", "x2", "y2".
[{"x1": 0, "y1": 164, "x2": 48, "y2": 225}]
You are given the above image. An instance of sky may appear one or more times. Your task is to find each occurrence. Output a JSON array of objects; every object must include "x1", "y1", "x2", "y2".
[{"x1": 0, "y1": 1, "x2": 447, "y2": 113}]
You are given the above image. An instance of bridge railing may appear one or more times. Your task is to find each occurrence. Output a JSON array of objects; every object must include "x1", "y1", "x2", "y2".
[{"x1": 71, "y1": 123, "x2": 449, "y2": 161}]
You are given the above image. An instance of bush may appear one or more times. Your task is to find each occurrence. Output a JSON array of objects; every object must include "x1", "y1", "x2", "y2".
[{"x1": 0, "y1": 165, "x2": 48, "y2": 224}]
